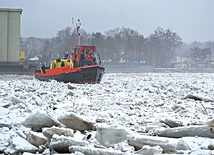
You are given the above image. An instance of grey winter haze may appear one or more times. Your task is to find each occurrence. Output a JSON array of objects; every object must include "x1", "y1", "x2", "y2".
[{"x1": 1, "y1": 0, "x2": 214, "y2": 43}]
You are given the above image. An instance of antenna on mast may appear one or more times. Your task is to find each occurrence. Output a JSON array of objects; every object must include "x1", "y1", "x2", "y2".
[
  {"x1": 76, "y1": 19, "x2": 81, "y2": 46},
  {"x1": 71, "y1": 17, "x2": 74, "y2": 29}
]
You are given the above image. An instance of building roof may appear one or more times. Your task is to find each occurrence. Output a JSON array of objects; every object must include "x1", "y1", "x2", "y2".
[{"x1": 0, "y1": 8, "x2": 22, "y2": 14}]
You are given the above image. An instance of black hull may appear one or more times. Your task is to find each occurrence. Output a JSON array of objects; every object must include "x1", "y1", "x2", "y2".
[{"x1": 35, "y1": 66, "x2": 105, "y2": 84}]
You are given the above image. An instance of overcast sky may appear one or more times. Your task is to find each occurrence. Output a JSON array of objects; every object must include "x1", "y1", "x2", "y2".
[{"x1": 1, "y1": 0, "x2": 214, "y2": 43}]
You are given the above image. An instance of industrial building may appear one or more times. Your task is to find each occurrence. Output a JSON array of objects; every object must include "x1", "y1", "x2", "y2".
[
  {"x1": 0, "y1": 8, "x2": 37, "y2": 74},
  {"x1": 0, "y1": 8, "x2": 22, "y2": 64}
]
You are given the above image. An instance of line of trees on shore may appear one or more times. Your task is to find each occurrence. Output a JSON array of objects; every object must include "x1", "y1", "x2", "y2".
[{"x1": 21, "y1": 27, "x2": 214, "y2": 68}]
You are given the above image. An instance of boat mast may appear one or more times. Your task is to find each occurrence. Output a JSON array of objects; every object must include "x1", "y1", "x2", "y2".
[
  {"x1": 92, "y1": 32, "x2": 95, "y2": 46},
  {"x1": 76, "y1": 19, "x2": 81, "y2": 46}
]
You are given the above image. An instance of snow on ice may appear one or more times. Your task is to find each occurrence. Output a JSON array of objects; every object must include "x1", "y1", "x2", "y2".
[{"x1": 1, "y1": 73, "x2": 214, "y2": 154}]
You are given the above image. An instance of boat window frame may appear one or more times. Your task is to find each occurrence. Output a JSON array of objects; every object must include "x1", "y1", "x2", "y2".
[{"x1": 77, "y1": 48, "x2": 80, "y2": 55}]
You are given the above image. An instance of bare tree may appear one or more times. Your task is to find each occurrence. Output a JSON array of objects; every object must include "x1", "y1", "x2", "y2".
[
  {"x1": 149, "y1": 28, "x2": 182, "y2": 67},
  {"x1": 190, "y1": 47, "x2": 211, "y2": 68}
]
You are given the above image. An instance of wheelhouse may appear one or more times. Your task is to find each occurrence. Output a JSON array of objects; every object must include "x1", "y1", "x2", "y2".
[{"x1": 72, "y1": 45, "x2": 99, "y2": 67}]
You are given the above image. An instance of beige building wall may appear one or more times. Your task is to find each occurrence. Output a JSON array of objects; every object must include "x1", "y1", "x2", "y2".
[{"x1": 0, "y1": 8, "x2": 22, "y2": 64}]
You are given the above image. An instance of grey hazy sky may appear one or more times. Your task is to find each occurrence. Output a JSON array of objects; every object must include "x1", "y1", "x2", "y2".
[{"x1": 1, "y1": 0, "x2": 214, "y2": 43}]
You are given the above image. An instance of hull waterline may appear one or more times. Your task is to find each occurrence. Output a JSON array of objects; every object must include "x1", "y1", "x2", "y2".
[{"x1": 35, "y1": 65, "x2": 105, "y2": 84}]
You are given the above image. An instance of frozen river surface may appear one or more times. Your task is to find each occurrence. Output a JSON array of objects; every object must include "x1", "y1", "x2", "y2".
[{"x1": 1, "y1": 73, "x2": 214, "y2": 154}]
